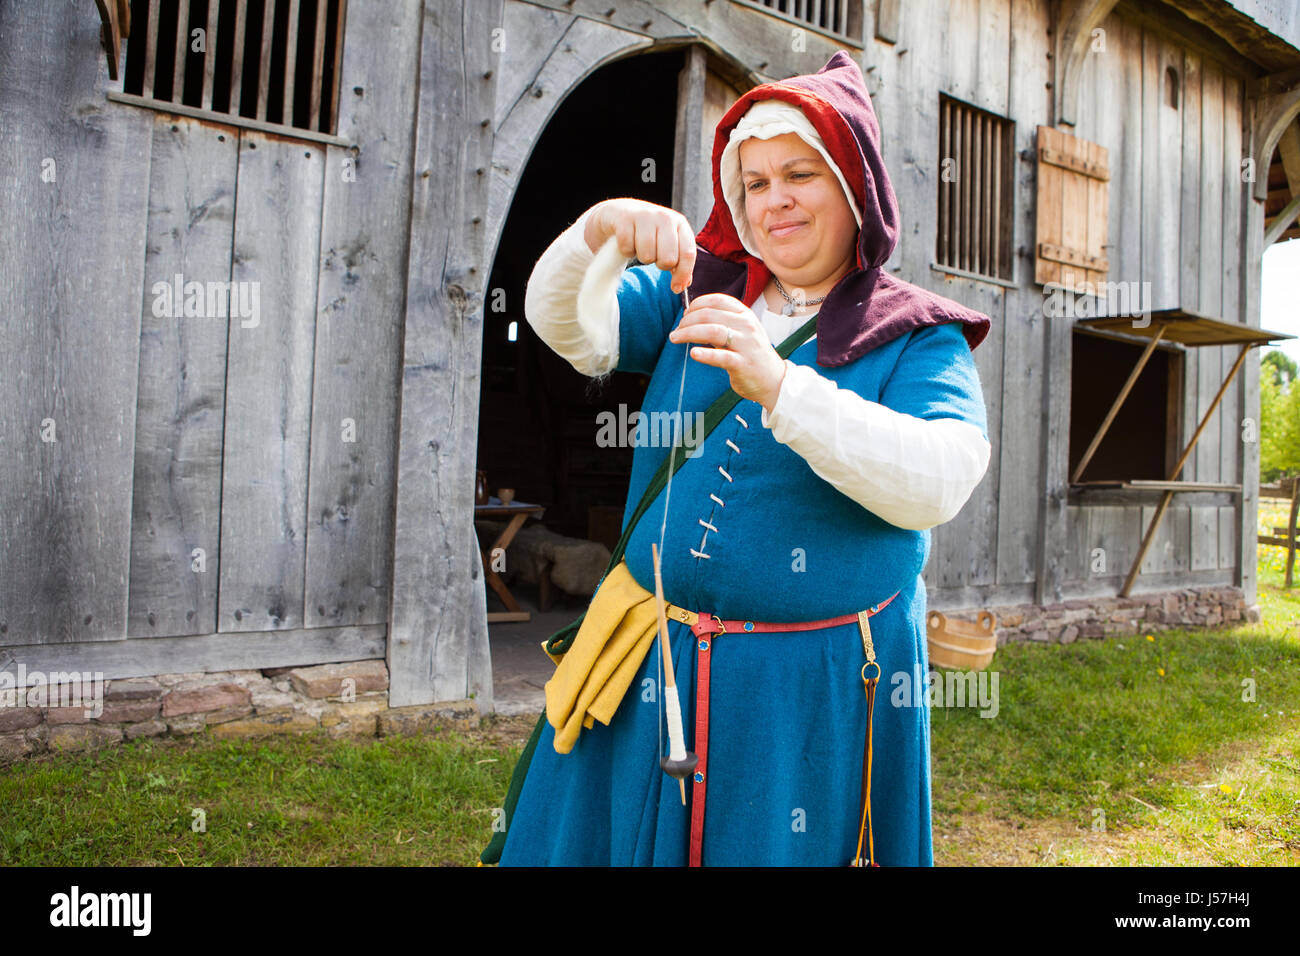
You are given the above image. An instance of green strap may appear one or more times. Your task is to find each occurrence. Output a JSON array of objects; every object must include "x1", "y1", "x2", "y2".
[{"x1": 480, "y1": 313, "x2": 817, "y2": 864}]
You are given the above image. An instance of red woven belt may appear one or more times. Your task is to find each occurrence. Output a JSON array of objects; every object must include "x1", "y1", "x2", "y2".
[{"x1": 685, "y1": 591, "x2": 900, "y2": 867}]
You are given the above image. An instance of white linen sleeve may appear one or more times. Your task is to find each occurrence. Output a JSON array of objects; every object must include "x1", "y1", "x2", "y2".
[
  {"x1": 523, "y1": 208, "x2": 621, "y2": 377},
  {"x1": 759, "y1": 359, "x2": 991, "y2": 531}
]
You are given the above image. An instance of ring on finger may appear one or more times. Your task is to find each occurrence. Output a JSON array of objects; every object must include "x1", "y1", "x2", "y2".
[{"x1": 724, "y1": 330, "x2": 734, "y2": 350}]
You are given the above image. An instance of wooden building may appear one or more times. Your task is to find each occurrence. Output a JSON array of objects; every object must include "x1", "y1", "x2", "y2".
[{"x1": 2, "y1": 0, "x2": 1298, "y2": 716}]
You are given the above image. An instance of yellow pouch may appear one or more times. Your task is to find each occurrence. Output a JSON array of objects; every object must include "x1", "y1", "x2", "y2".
[{"x1": 543, "y1": 560, "x2": 662, "y2": 754}]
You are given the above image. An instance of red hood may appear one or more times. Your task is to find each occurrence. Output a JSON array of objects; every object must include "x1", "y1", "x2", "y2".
[{"x1": 688, "y1": 51, "x2": 990, "y2": 366}]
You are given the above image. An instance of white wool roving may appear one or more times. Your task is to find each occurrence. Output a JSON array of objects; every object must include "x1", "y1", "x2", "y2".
[{"x1": 576, "y1": 235, "x2": 630, "y2": 370}]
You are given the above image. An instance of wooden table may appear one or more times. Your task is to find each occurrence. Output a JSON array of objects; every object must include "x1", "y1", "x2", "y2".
[{"x1": 475, "y1": 498, "x2": 545, "y2": 623}]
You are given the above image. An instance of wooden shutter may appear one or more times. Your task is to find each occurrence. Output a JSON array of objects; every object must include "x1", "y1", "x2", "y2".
[{"x1": 1035, "y1": 125, "x2": 1110, "y2": 293}]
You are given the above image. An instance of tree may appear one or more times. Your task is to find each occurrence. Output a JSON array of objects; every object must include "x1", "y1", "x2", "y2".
[
  {"x1": 1263, "y1": 349, "x2": 1297, "y2": 387},
  {"x1": 1260, "y1": 349, "x2": 1300, "y2": 482}
]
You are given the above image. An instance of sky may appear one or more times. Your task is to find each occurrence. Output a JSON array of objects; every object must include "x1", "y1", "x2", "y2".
[{"x1": 1261, "y1": 239, "x2": 1300, "y2": 367}]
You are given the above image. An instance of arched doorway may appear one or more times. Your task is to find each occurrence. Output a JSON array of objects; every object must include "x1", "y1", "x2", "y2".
[{"x1": 476, "y1": 45, "x2": 745, "y2": 709}]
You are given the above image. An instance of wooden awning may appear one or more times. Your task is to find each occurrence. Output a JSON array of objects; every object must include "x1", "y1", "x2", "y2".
[{"x1": 1076, "y1": 309, "x2": 1294, "y2": 347}]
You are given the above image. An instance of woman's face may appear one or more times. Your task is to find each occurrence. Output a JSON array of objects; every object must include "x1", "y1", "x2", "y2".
[{"x1": 739, "y1": 132, "x2": 858, "y2": 289}]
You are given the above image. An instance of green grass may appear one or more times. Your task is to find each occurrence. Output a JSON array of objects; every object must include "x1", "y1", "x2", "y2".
[
  {"x1": 929, "y1": 624, "x2": 1300, "y2": 823},
  {"x1": 3, "y1": 532, "x2": 1298, "y2": 866},
  {"x1": 930, "y1": 510, "x2": 1300, "y2": 864},
  {"x1": 0, "y1": 726, "x2": 528, "y2": 866},
  {"x1": 928, "y1": 621, "x2": 1300, "y2": 864}
]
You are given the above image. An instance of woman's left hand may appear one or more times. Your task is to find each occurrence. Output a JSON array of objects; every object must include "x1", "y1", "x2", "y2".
[{"x1": 668, "y1": 293, "x2": 787, "y2": 412}]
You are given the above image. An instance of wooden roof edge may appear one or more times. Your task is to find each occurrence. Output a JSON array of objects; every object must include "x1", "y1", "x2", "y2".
[{"x1": 1074, "y1": 311, "x2": 1296, "y2": 345}]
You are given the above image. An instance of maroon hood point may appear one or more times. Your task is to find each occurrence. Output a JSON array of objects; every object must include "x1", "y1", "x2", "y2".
[{"x1": 690, "y1": 50, "x2": 991, "y2": 367}]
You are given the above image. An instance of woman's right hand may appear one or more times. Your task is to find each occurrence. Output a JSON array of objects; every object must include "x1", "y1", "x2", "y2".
[{"x1": 584, "y1": 198, "x2": 696, "y2": 295}]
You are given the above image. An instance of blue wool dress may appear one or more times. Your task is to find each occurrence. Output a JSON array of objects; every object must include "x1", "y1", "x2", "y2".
[{"x1": 498, "y1": 264, "x2": 988, "y2": 866}]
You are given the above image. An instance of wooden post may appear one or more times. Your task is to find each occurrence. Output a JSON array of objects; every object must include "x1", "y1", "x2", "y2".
[
  {"x1": 201, "y1": 0, "x2": 220, "y2": 111},
  {"x1": 143, "y1": 0, "x2": 160, "y2": 94},
  {"x1": 671, "y1": 45, "x2": 708, "y2": 230},
  {"x1": 281, "y1": 0, "x2": 301, "y2": 126},
  {"x1": 308, "y1": 0, "x2": 329, "y2": 130},
  {"x1": 1286, "y1": 477, "x2": 1299, "y2": 587},
  {"x1": 229, "y1": 0, "x2": 248, "y2": 116},
  {"x1": 388, "y1": 0, "x2": 501, "y2": 708},
  {"x1": 256, "y1": 0, "x2": 276, "y2": 120},
  {"x1": 1069, "y1": 321, "x2": 1168, "y2": 483},
  {"x1": 173, "y1": 0, "x2": 190, "y2": 104}
]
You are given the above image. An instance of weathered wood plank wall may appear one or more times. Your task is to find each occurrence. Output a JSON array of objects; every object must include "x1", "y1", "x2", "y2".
[
  {"x1": 1002, "y1": 0, "x2": 1052, "y2": 601},
  {"x1": 217, "y1": 133, "x2": 323, "y2": 633},
  {"x1": 304, "y1": 0, "x2": 421, "y2": 630},
  {"x1": 0, "y1": 2, "x2": 152, "y2": 643},
  {"x1": 910, "y1": 0, "x2": 1007, "y2": 596},
  {"x1": 128, "y1": 118, "x2": 236, "y2": 638},
  {"x1": 2, "y1": 2, "x2": 422, "y2": 669},
  {"x1": 1068, "y1": 4, "x2": 1250, "y2": 594},
  {"x1": 865, "y1": 0, "x2": 1019, "y2": 605}
]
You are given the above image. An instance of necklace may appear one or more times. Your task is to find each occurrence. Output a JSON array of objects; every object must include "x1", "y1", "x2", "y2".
[{"x1": 772, "y1": 274, "x2": 828, "y2": 316}]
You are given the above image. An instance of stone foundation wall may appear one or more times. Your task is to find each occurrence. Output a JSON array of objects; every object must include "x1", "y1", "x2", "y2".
[
  {"x1": 0, "y1": 585, "x2": 1259, "y2": 764},
  {"x1": 942, "y1": 585, "x2": 1258, "y2": 646},
  {"x1": 0, "y1": 660, "x2": 479, "y2": 765}
]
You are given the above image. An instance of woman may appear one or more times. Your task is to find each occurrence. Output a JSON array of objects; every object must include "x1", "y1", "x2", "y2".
[{"x1": 487, "y1": 51, "x2": 991, "y2": 866}]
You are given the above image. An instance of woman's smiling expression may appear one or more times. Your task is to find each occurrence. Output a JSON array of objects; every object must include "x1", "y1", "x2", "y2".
[{"x1": 739, "y1": 132, "x2": 858, "y2": 294}]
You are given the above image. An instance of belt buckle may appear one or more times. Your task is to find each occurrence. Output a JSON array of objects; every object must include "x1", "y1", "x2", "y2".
[{"x1": 712, "y1": 614, "x2": 727, "y2": 635}]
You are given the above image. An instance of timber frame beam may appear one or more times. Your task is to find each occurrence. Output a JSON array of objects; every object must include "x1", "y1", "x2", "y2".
[
  {"x1": 1250, "y1": 71, "x2": 1300, "y2": 202},
  {"x1": 1053, "y1": 0, "x2": 1121, "y2": 128},
  {"x1": 388, "y1": 0, "x2": 502, "y2": 709},
  {"x1": 1265, "y1": 118, "x2": 1300, "y2": 245},
  {"x1": 671, "y1": 45, "x2": 709, "y2": 229},
  {"x1": 1264, "y1": 189, "x2": 1300, "y2": 247}
]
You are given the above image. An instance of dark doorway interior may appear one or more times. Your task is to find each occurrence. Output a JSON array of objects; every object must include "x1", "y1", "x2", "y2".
[{"x1": 477, "y1": 48, "x2": 684, "y2": 617}]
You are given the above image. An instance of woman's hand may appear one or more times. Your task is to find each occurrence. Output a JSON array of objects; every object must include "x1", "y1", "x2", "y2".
[
  {"x1": 584, "y1": 198, "x2": 696, "y2": 294},
  {"x1": 669, "y1": 293, "x2": 788, "y2": 412}
]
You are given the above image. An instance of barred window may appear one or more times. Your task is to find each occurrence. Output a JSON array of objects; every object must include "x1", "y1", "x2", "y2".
[
  {"x1": 733, "y1": 0, "x2": 864, "y2": 44},
  {"x1": 116, "y1": 0, "x2": 347, "y2": 139},
  {"x1": 937, "y1": 94, "x2": 1015, "y2": 282}
]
